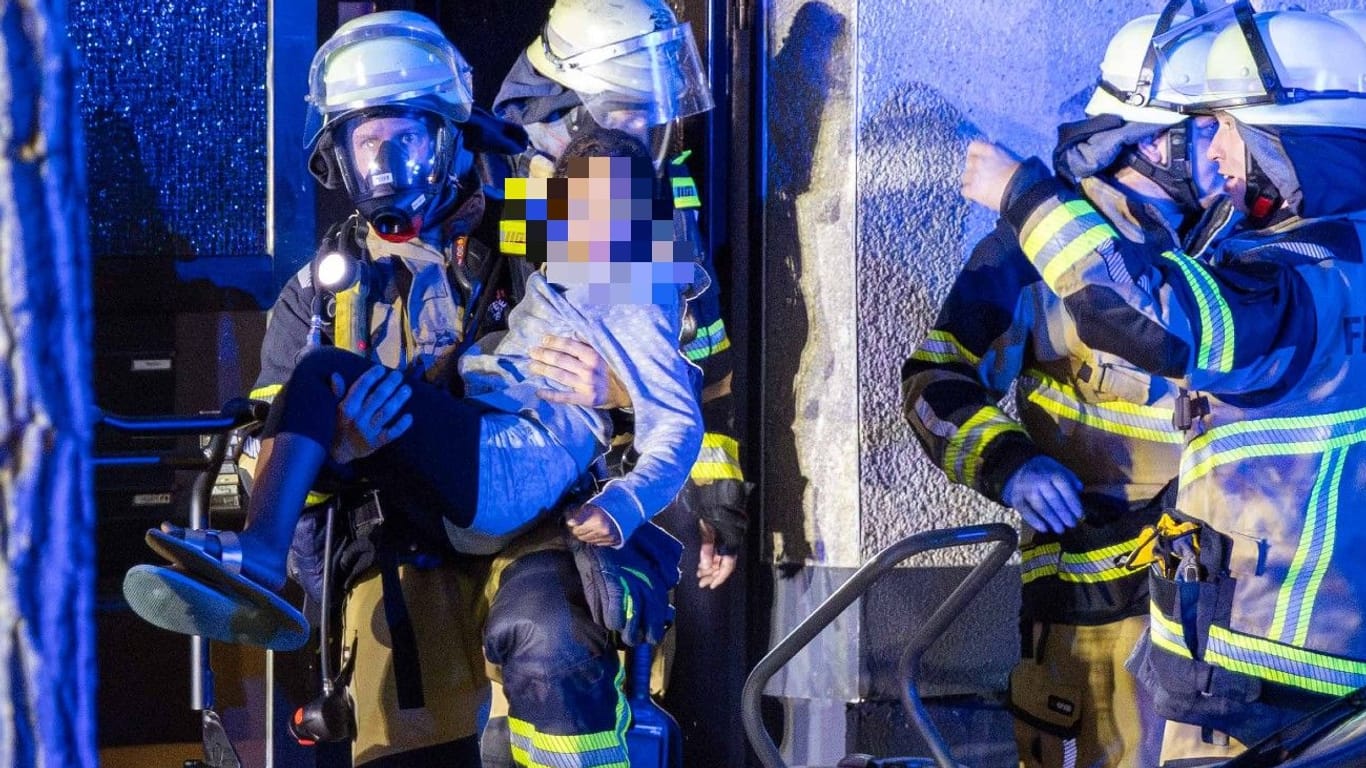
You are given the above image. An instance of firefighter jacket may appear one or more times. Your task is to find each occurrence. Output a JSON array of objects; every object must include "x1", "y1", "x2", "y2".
[
  {"x1": 252, "y1": 187, "x2": 509, "y2": 405},
  {"x1": 667, "y1": 151, "x2": 750, "y2": 551},
  {"x1": 999, "y1": 155, "x2": 1366, "y2": 699},
  {"x1": 903, "y1": 175, "x2": 1186, "y2": 626}
]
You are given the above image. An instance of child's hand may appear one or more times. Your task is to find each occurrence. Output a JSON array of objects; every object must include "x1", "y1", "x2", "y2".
[{"x1": 565, "y1": 504, "x2": 622, "y2": 547}]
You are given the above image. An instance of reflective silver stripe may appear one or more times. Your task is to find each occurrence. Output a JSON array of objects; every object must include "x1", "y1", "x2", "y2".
[
  {"x1": 1023, "y1": 373, "x2": 1180, "y2": 444},
  {"x1": 1149, "y1": 603, "x2": 1366, "y2": 697},
  {"x1": 1182, "y1": 406, "x2": 1366, "y2": 482},
  {"x1": 1206, "y1": 625, "x2": 1366, "y2": 697},
  {"x1": 910, "y1": 329, "x2": 981, "y2": 366},
  {"x1": 1020, "y1": 543, "x2": 1061, "y2": 584},
  {"x1": 1020, "y1": 537, "x2": 1145, "y2": 585}
]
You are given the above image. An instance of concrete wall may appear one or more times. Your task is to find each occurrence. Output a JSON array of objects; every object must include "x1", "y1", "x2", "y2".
[{"x1": 757, "y1": 0, "x2": 1366, "y2": 763}]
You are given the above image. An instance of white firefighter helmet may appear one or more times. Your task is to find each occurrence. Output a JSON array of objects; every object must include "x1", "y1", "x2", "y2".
[
  {"x1": 525, "y1": 0, "x2": 714, "y2": 128},
  {"x1": 1086, "y1": 12, "x2": 1217, "y2": 125},
  {"x1": 1165, "y1": 5, "x2": 1366, "y2": 128},
  {"x1": 304, "y1": 10, "x2": 474, "y2": 148}
]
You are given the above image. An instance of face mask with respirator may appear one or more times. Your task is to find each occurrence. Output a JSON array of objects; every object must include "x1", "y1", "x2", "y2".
[{"x1": 310, "y1": 106, "x2": 460, "y2": 242}]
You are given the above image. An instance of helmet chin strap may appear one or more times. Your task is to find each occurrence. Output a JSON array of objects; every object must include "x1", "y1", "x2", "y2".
[
  {"x1": 1122, "y1": 122, "x2": 1202, "y2": 215},
  {"x1": 1242, "y1": 147, "x2": 1284, "y2": 227}
]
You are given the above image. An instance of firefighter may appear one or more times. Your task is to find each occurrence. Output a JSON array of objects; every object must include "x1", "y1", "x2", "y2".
[
  {"x1": 903, "y1": 12, "x2": 1223, "y2": 768},
  {"x1": 960, "y1": 5, "x2": 1366, "y2": 763},
  {"x1": 126, "y1": 11, "x2": 689, "y2": 767}
]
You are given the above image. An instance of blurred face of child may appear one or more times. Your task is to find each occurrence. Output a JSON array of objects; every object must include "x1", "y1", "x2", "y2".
[{"x1": 508, "y1": 155, "x2": 692, "y2": 304}]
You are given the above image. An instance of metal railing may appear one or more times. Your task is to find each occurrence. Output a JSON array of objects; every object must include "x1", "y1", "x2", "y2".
[{"x1": 741, "y1": 523, "x2": 1018, "y2": 768}]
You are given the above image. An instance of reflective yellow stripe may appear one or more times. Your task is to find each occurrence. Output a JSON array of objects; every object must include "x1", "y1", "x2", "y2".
[
  {"x1": 1270, "y1": 447, "x2": 1346, "y2": 645},
  {"x1": 941, "y1": 406, "x2": 1026, "y2": 488},
  {"x1": 691, "y1": 464, "x2": 744, "y2": 482},
  {"x1": 1149, "y1": 602, "x2": 1366, "y2": 696},
  {"x1": 1020, "y1": 542, "x2": 1060, "y2": 584},
  {"x1": 249, "y1": 384, "x2": 282, "y2": 403},
  {"x1": 1183, "y1": 406, "x2": 1366, "y2": 482},
  {"x1": 670, "y1": 151, "x2": 701, "y2": 209},
  {"x1": 499, "y1": 218, "x2": 527, "y2": 256},
  {"x1": 1021, "y1": 200, "x2": 1096, "y2": 261},
  {"x1": 683, "y1": 318, "x2": 730, "y2": 362},
  {"x1": 1295, "y1": 449, "x2": 1346, "y2": 647},
  {"x1": 691, "y1": 463, "x2": 744, "y2": 481},
  {"x1": 684, "y1": 336, "x2": 730, "y2": 361},
  {"x1": 1206, "y1": 625, "x2": 1366, "y2": 697},
  {"x1": 1041, "y1": 225, "x2": 1115, "y2": 288},
  {"x1": 505, "y1": 659, "x2": 630, "y2": 767},
  {"x1": 671, "y1": 178, "x2": 701, "y2": 209},
  {"x1": 1023, "y1": 373, "x2": 1181, "y2": 444},
  {"x1": 691, "y1": 433, "x2": 743, "y2": 481},
  {"x1": 334, "y1": 282, "x2": 366, "y2": 353},
  {"x1": 1149, "y1": 603, "x2": 1191, "y2": 658},
  {"x1": 1019, "y1": 535, "x2": 1146, "y2": 585},
  {"x1": 699, "y1": 433, "x2": 739, "y2": 461},
  {"x1": 910, "y1": 329, "x2": 982, "y2": 367},
  {"x1": 1158, "y1": 250, "x2": 1234, "y2": 373}
]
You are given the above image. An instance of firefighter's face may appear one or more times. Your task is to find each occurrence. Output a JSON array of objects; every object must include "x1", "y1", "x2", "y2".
[{"x1": 1208, "y1": 111, "x2": 1249, "y2": 212}]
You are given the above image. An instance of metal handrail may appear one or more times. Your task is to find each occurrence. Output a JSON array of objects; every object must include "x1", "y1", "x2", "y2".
[{"x1": 741, "y1": 523, "x2": 1018, "y2": 768}]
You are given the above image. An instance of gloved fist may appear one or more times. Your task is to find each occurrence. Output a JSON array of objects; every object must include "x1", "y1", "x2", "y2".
[
  {"x1": 1003, "y1": 455, "x2": 1084, "y2": 534},
  {"x1": 682, "y1": 479, "x2": 751, "y2": 589},
  {"x1": 697, "y1": 520, "x2": 737, "y2": 589},
  {"x1": 687, "y1": 479, "x2": 750, "y2": 555}
]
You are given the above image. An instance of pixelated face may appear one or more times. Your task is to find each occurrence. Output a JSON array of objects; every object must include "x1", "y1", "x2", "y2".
[{"x1": 503, "y1": 155, "x2": 692, "y2": 303}]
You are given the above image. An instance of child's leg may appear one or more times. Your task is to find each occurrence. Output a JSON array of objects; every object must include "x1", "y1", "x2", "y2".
[
  {"x1": 258, "y1": 347, "x2": 487, "y2": 552},
  {"x1": 230, "y1": 347, "x2": 364, "y2": 585},
  {"x1": 236, "y1": 347, "x2": 583, "y2": 568}
]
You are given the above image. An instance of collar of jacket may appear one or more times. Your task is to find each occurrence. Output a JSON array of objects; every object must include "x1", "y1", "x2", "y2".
[{"x1": 1080, "y1": 174, "x2": 1182, "y2": 247}]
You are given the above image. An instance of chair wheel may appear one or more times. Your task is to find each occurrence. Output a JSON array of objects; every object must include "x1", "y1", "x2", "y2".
[{"x1": 836, "y1": 755, "x2": 876, "y2": 768}]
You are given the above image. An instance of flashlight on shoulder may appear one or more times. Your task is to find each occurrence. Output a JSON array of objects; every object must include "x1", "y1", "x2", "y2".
[{"x1": 308, "y1": 247, "x2": 370, "y2": 354}]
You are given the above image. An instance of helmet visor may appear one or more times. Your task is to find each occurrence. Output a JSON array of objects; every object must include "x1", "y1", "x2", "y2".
[
  {"x1": 542, "y1": 22, "x2": 714, "y2": 128},
  {"x1": 1151, "y1": 3, "x2": 1246, "y2": 109},
  {"x1": 332, "y1": 109, "x2": 450, "y2": 205},
  {"x1": 305, "y1": 20, "x2": 474, "y2": 148}
]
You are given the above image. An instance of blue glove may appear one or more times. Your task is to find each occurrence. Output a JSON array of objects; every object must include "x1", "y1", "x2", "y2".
[{"x1": 1002, "y1": 455, "x2": 1084, "y2": 535}]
